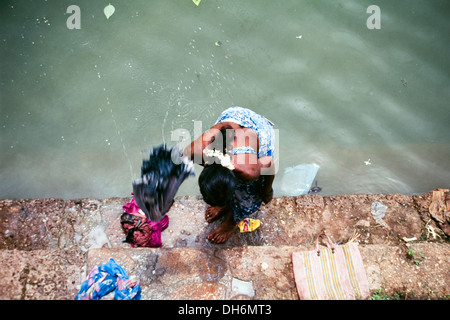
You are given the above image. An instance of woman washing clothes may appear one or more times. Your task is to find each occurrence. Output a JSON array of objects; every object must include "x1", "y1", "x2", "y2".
[{"x1": 183, "y1": 106, "x2": 276, "y2": 243}]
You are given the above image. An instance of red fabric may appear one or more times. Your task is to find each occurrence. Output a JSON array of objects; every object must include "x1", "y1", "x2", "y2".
[
  {"x1": 121, "y1": 198, "x2": 169, "y2": 248},
  {"x1": 122, "y1": 197, "x2": 141, "y2": 214}
]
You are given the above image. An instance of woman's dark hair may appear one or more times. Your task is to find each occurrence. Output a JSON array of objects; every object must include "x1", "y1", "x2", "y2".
[
  {"x1": 199, "y1": 164, "x2": 236, "y2": 207},
  {"x1": 199, "y1": 124, "x2": 236, "y2": 206}
]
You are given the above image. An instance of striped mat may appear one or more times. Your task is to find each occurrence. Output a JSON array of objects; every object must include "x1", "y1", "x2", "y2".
[{"x1": 292, "y1": 243, "x2": 370, "y2": 300}]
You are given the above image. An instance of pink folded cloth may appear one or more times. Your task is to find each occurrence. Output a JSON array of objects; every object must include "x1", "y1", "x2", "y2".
[
  {"x1": 122, "y1": 197, "x2": 141, "y2": 215},
  {"x1": 121, "y1": 197, "x2": 169, "y2": 248}
]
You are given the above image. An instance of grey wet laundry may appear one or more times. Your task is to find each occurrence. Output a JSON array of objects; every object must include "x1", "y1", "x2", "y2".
[{"x1": 132, "y1": 144, "x2": 195, "y2": 222}]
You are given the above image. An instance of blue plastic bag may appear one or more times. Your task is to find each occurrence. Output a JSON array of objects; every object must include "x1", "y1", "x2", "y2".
[{"x1": 280, "y1": 163, "x2": 320, "y2": 196}]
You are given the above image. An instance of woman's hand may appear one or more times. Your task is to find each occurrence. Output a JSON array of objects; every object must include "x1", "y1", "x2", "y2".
[{"x1": 182, "y1": 123, "x2": 224, "y2": 166}]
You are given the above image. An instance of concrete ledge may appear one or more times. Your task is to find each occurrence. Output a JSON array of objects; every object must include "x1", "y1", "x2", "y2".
[{"x1": 1, "y1": 191, "x2": 446, "y2": 251}]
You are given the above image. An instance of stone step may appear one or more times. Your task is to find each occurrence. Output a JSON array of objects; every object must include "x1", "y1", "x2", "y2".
[
  {"x1": 86, "y1": 243, "x2": 450, "y2": 300},
  {"x1": 0, "y1": 191, "x2": 446, "y2": 251},
  {"x1": 0, "y1": 248, "x2": 84, "y2": 300},
  {"x1": 1, "y1": 191, "x2": 449, "y2": 300},
  {"x1": 1, "y1": 242, "x2": 449, "y2": 300}
]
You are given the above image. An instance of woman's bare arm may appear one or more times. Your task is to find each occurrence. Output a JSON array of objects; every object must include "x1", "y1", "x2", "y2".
[{"x1": 183, "y1": 123, "x2": 223, "y2": 165}]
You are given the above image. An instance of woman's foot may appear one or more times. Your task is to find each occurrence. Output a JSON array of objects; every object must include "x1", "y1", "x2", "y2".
[
  {"x1": 205, "y1": 205, "x2": 229, "y2": 223},
  {"x1": 207, "y1": 212, "x2": 237, "y2": 244}
]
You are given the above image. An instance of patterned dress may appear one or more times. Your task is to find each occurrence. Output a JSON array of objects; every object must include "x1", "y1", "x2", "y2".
[{"x1": 215, "y1": 106, "x2": 275, "y2": 222}]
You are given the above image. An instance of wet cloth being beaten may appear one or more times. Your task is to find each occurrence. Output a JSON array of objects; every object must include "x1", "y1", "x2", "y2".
[{"x1": 132, "y1": 144, "x2": 195, "y2": 222}]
